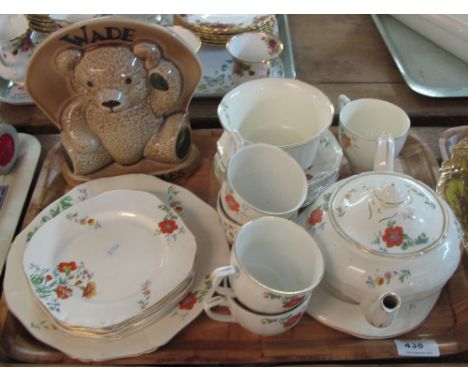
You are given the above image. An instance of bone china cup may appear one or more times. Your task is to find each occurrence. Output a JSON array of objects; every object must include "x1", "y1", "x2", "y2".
[
  {"x1": 0, "y1": 14, "x2": 32, "y2": 84},
  {"x1": 221, "y1": 143, "x2": 308, "y2": 225},
  {"x1": 210, "y1": 216, "x2": 324, "y2": 314},
  {"x1": 217, "y1": 78, "x2": 334, "y2": 170},
  {"x1": 204, "y1": 293, "x2": 311, "y2": 336},
  {"x1": 338, "y1": 94, "x2": 410, "y2": 173}
]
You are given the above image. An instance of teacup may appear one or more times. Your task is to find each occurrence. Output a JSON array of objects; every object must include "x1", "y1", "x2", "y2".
[
  {"x1": 0, "y1": 15, "x2": 33, "y2": 85},
  {"x1": 217, "y1": 78, "x2": 334, "y2": 170},
  {"x1": 338, "y1": 94, "x2": 410, "y2": 173},
  {"x1": 220, "y1": 143, "x2": 307, "y2": 225},
  {"x1": 204, "y1": 293, "x2": 310, "y2": 336},
  {"x1": 210, "y1": 216, "x2": 324, "y2": 314},
  {"x1": 226, "y1": 32, "x2": 283, "y2": 85}
]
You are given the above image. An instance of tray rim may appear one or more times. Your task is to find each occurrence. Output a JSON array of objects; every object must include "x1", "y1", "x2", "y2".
[{"x1": 372, "y1": 14, "x2": 468, "y2": 99}]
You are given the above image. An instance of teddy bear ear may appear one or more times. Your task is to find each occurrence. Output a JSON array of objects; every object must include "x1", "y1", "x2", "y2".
[
  {"x1": 149, "y1": 59, "x2": 182, "y2": 117},
  {"x1": 133, "y1": 42, "x2": 162, "y2": 70},
  {"x1": 55, "y1": 48, "x2": 82, "y2": 75}
]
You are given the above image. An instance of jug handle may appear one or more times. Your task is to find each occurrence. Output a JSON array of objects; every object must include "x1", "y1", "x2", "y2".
[
  {"x1": 373, "y1": 133, "x2": 395, "y2": 172},
  {"x1": 338, "y1": 94, "x2": 351, "y2": 112}
]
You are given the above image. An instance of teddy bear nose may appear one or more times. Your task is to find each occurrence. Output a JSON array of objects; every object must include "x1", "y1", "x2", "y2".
[{"x1": 102, "y1": 100, "x2": 121, "y2": 110}]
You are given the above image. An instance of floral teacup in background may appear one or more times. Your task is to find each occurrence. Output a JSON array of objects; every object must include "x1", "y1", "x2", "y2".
[
  {"x1": 226, "y1": 31, "x2": 283, "y2": 85},
  {"x1": 0, "y1": 14, "x2": 34, "y2": 85}
]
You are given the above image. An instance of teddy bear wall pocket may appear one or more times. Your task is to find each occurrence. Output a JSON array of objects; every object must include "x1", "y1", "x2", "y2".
[{"x1": 25, "y1": 17, "x2": 202, "y2": 186}]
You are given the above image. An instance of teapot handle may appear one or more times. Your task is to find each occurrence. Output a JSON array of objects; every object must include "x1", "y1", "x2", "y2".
[{"x1": 373, "y1": 133, "x2": 395, "y2": 172}]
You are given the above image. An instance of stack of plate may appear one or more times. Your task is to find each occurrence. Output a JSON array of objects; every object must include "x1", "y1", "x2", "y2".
[
  {"x1": 22, "y1": 189, "x2": 197, "y2": 340},
  {"x1": 174, "y1": 14, "x2": 275, "y2": 45}
]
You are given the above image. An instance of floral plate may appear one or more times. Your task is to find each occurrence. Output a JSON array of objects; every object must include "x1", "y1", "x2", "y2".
[
  {"x1": 4, "y1": 174, "x2": 230, "y2": 361},
  {"x1": 23, "y1": 189, "x2": 197, "y2": 330},
  {"x1": 174, "y1": 14, "x2": 275, "y2": 35}
]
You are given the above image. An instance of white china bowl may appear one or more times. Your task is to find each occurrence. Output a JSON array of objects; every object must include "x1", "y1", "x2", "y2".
[{"x1": 217, "y1": 78, "x2": 334, "y2": 169}]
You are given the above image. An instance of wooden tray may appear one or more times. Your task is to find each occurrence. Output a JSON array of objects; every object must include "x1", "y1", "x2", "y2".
[{"x1": 1, "y1": 129, "x2": 468, "y2": 365}]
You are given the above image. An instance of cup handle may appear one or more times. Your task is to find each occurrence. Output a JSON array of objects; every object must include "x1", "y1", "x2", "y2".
[
  {"x1": 204, "y1": 295, "x2": 236, "y2": 323},
  {"x1": 338, "y1": 94, "x2": 351, "y2": 112},
  {"x1": 210, "y1": 265, "x2": 237, "y2": 297},
  {"x1": 373, "y1": 133, "x2": 395, "y2": 172}
]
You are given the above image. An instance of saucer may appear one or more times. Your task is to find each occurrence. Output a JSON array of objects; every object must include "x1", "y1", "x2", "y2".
[{"x1": 307, "y1": 283, "x2": 440, "y2": 339}]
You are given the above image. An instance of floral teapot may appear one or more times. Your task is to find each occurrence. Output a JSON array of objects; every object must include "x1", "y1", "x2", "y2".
[{"x1": 298, "y1": 134, "x2": 464, "y2": 335}]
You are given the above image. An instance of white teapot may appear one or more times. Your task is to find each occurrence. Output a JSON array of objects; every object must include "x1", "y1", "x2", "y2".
[{"x1": 298, "y1": 135, "x2": 464, "y2": 337}]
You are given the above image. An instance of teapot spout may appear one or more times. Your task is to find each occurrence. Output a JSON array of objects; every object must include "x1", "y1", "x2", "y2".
[{"x1": 364, "y1": 292, "x2": 401, "y2": 329}]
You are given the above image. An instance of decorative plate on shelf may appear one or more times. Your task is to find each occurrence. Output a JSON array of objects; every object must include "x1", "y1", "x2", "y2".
[
  {"x1": 23, "y1": 189, "x2": 197, "y2": 330},
  {"x1": 4, "y1": 174, "x2": 230, "y2": 361},
  {"x1": 174, "y1": 14, "x2": 275, "y2": 35}
]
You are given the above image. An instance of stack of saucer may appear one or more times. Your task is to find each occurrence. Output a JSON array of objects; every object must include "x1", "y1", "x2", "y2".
[
  {"x1": 22, "y1": 189, "x2": 197, "y2": 340},
  {"x1": 174, "y1": 14, "x2": 275, "y2": 45}
]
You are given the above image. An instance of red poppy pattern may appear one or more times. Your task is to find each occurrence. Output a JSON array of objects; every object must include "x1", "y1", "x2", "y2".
[
  {"x1": 158, "y1": 219, "x2": 179, "y2": 234},
  {"x1": 263, "y1": 292, "x2": 306, "y2": 310},
  {"x1": 308, "y1": 209, "x2": 323, "y2": 227},
  {"x1": 282, "y1": 312, "x2": 304, "y2": 328},
  {"x1": 225, "y1": 193, "x2": 241, "y2": 213},
  {"x1": 28, "y1": 260, "x2": 97, "y2": 312},
  {"x1": 382, "y1": 225, "x2": 404, "y2": 248},
  {"x1": 179, "y1": 292, "x2": 198, "y2": 310},
  {"x1": 176, "y1": 275, "x2": 212, "y2": 314}
]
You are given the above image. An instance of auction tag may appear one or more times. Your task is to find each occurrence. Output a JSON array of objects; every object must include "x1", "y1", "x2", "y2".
[
  {"x1": 0, "y1": 185, "x2": 8, "y2": 210},
  {"x1": 394, "y1": 339, "x2": 440, "y2": 357}
]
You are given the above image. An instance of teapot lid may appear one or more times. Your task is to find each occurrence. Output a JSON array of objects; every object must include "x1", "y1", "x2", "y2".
[{"x1": 330, "y1": 172, "x2": 447, "y2": 256}]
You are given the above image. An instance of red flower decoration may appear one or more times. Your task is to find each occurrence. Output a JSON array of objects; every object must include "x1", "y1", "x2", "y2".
[
  {"x1": 57, "y1": 261, "x2": 78, "y2": 274},
  {"x1": 283, "y1": 312, "x2": 304, "y2": 328},
  {"x1": 179, "y1": 292, "x2": 197, "y2": 310},
  {"x1": 225, "y1": 193, "x2": 240, "y2": 213},
  {"x1": 341, "y1": 134, "x2": 352, "y2": 149},
  {"x1": 56, "y1": 285, "x2": 73, "y2": 299},
  {"x1": 382, "y1": 226, "x2": 404, "y2": 248},
  {"x1": 45, "y1": 274, "x2": 53, "y2": 283},
  {"x1": 82, "y1": 281, "x2": 96, "y2": 299},
  {"x1": 283, "y1": 295, "x2": 305, "y2": 309},
  {"x1": 308, "y1": 209, "x2": 323, "y2": 226},
  {"x1": 159, "y1": 219, "x2": 178, "y2": 234}
]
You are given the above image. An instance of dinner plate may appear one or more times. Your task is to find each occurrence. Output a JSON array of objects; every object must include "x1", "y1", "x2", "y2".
[
  {"x1": 23, "y1": 189, "x2": 197, "y2": 330},
  {"x1": 4, "y1": 174, "x2": 229, "y2": 361}
]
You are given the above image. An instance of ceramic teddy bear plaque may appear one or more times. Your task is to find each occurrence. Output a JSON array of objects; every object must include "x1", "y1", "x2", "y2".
[{"x1": 25, "y1": 16, "x2": 202, "y2": 185}]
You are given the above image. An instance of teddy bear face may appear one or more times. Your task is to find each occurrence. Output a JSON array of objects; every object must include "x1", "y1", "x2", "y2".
[{"x1": 71, "y1": 46, "x2": 150, "y2": 113}]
